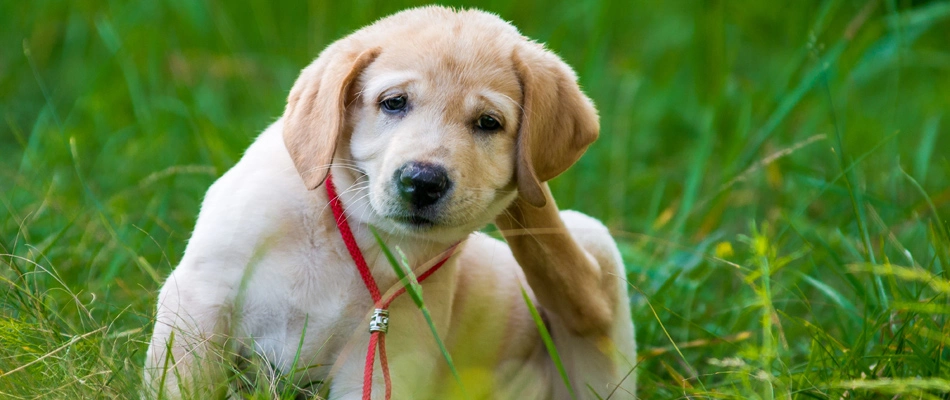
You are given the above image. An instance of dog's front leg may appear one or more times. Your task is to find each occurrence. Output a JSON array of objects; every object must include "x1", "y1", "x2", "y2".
[
  {"x1": 144, "y1": 270, "x2": 234, "y2": 399},
  {"x1": 495, "y1": 184, "x2": 617, "y2": 336},
  {"x1": 496, "y1": 183, "x2": 637, "y2": 398}
]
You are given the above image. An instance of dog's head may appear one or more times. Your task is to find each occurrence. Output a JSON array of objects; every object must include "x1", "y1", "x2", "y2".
[{"x1": 282, "y1": 7, "x2": 598, "y2": 241}]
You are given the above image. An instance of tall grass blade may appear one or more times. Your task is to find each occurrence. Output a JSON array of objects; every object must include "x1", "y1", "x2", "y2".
[
  {"x1": 913, "y1": 116, "x2": 941, "y2": 183},
  {"x1": 370, "y1": 227, "x2": 467, "y2": 399},
  {"x1": 734, "y1": 40, "x2": 847, "y2": 173},
  {"x1": 822, "y1": 70, "x2": 887, "y2": 309},
  {"x1": 281, "y1": 314, "x2": 308, "y2": 399},
  {"x1": 519, "y1": 285, "x2": 577, "y2": 400}
]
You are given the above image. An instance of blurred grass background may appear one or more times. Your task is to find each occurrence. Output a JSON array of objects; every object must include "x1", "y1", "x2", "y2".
[{"x1": 2, "y1": 0, "x2": 949, "y2": 398}]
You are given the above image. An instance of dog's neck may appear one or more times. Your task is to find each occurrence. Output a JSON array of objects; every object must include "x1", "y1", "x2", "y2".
[{"x1": 321, "y1": 165, "x2": 458, "y2": 284}]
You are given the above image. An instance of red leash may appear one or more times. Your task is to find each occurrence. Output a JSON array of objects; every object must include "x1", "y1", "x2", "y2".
[{"x1": 325, "y1": 174, "x2": 454, "y2": 400}]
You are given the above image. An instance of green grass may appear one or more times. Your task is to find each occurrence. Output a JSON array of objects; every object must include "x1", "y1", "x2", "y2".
[{"x1": 2, "y1": 0, "x2": 949, "y2": 398}]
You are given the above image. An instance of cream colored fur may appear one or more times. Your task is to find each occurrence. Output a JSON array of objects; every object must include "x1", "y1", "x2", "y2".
[{"x1": 145, "y1": 6, "x2": 636, "y2": 399}]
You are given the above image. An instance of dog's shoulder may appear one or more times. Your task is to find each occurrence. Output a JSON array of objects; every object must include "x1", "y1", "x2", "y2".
[
  {"x1": 176, "y1": 120, "x2": 318, "y2": 275},
  {"x1": 201, "y1": 119, "x2": 306, "y2": 222},
  {"x1": 205, "y1": 119, "x2": 295, "y2": 202}
]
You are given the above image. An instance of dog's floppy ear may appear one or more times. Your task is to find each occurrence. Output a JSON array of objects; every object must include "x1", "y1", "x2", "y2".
[
  {"x1": 512, "y1": 42, "x2": 599, "y2": 207},
  {"x1": 283, "y1": 45, "x2": 381, "y2": 190}
]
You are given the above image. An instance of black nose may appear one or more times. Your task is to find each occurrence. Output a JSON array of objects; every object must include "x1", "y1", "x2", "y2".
[{"x1": 395, "y1": 162, "x2": 451, "y2": 208}]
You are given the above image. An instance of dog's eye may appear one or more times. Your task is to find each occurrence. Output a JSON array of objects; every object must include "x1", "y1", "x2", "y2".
[
  {"x1": 381, "y1": 96, "x2": 408, "y2": 113},
  {"x1": 476, "y1": 115, "x2": 502, "y2": 131}
]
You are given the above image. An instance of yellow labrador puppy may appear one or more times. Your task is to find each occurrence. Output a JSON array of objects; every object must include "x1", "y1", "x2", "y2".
[{"x1": 145, "y1": 6, "x2": 636, "y2": 399}]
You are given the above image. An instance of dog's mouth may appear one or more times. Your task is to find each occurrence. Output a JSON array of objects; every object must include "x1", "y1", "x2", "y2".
[{"x1": 388, "y1": 213, "x2": 436, "y2": 228}]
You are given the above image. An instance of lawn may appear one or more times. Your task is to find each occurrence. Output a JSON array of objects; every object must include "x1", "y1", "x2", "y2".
[{"x1": 2, "y1": 0, "x2": 949, "y2": 398}]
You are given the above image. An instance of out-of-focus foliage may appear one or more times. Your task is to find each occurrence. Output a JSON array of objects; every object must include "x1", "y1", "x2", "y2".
[{"x1": 1, "y1": 0, "x2": 948, "y2": 398}]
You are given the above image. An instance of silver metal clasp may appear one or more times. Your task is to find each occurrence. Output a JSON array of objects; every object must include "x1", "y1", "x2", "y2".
[{"x1": 369, "y1": 309, "x2": 390, "y2": 334}]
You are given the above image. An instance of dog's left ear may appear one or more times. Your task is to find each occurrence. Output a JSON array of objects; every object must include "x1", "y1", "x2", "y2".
[
  {"x1": 283, "y1": 44, "x2": 381, "y2": 190},
  {"x1": 512, "y1": 41, "x2": 600, "y2": 208}
]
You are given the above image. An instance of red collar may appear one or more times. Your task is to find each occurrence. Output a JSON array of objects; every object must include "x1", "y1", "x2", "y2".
[{"x1": 325, "y1": 173, "x2": 455, "y2": 400}]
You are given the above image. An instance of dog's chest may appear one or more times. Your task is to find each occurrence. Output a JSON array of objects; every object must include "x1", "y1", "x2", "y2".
[{"x1": 235, "y1": 238, "x2": 375, "y2": 384}]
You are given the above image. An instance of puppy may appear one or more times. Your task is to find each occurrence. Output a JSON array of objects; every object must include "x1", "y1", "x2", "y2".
[{"x1": 145, "y1": 6, "x2": 637, "y2": 399}]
